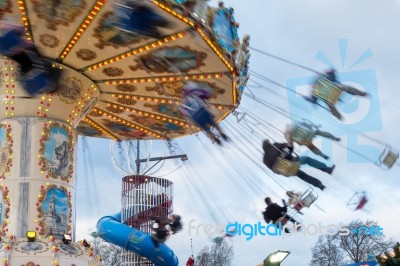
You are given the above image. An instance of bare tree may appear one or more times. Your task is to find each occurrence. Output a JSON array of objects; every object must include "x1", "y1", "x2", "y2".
[
  {"x1": 196, "y1": 239, "x2": 234, "y2": 266},
  {"x1": 309, "y1": 220, "x2": 393, "y2": 264},
  {"x1": 91, "y1": 238, "x2": 122, "y2": 266},
  {"x1": 310, "y1": 235, "x2": 345, "y2": 266},
  {"x1": 337, "y1": 220, "x2": 393, "y2": 263}
]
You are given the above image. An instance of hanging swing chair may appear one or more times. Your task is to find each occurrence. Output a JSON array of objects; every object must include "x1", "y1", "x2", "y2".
[
  {"x1": 287, "y1": 187, "x2": 318, "y2": 213},
  {"x1": 378, "y1": 146, "x2": 399, "y2": 170},
  {"x1": 291, "y1": 121, "x2": 319, "y2": 145},
  {"x1": 312, "y1": 77, "x2": 343, "y2": 106},
  {"x1": 272, "y1": 156, "x2": 299, "y2": 177},
  {"x1": 347, "y1": 191, "x2": 368, "y2": 211}
]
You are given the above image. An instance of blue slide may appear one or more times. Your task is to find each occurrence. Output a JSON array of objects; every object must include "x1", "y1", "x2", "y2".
[{"x1": 97, "y1": 212, "x2": 179, "y2": 266}]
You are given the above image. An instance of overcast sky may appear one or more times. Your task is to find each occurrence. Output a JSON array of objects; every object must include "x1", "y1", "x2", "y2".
[{"x1": 75, "y1": 1, "x2": 400, "y2": 265}]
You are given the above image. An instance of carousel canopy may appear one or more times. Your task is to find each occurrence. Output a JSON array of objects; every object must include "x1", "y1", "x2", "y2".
[{"x1": 0, "y1": 0, "x2": 250, "y2": 140}]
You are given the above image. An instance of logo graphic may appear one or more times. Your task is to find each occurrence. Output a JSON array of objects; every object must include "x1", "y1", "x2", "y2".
[
  {"x1": 224, "y1": 222, "x2": 383, "y2": 241},
  {"x1": 286, "y1": 39, "x2": 382, "y2": 163}
]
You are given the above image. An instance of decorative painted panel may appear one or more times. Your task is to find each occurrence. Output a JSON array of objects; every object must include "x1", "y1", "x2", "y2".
[
  {"x1": 37, "y1": 186, "x2": 72, "y2": 239},
  {"x1": 129, "y1": 46, "x2": 207, "y2": 74},
  {"x1": 212, "y1": 3, "x2": 239, "y2": 53},
  {"x1": 39, "y1": 123, "x2": 74, "y2": 181},
  {"x1": 102, "y1": 119, "x2": 147, "y2": 139}
]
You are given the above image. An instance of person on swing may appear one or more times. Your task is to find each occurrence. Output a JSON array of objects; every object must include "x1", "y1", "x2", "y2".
[
  {"x1": 0, "y1": 22, "x2": 62, "y2": 95},
  {"x1": 305, "y1": 68, "x2": 368, "y2": 120},
  {"x1": 284, "y1": 121, "x2": 340, "y2": 160},
  {"x1": 110, "y1": 0, "x2": 170, "y2": 40},
  {"x1": 180, "y1": 82, "x2": 229, "y2": 146},
  {"x1": 262, "y1": 140, "x2": 335, "y2": 190}
]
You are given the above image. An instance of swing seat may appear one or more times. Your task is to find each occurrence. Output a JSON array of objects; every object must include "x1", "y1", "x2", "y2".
[
  {"x1": 300, "y1": 189, "x2": 318, "y2": 207},
  {"x1": 355, "y1": 196, "x2": 368, "y2": 211},
  {"x1": 313, "y1": 78, "x2": 343, "y2": 106},
  {"x1": 378, "y1": 146, "x2": 399, "y2": 169},
  {"x1": 347, "y1": 192, "x2": 368, "y2": 211},
  {"x1": 272, "y1": 157, "x2": 299, "y2": 177},
  {"x1": 288, "y1": 188, "x2": 318, "y2": 212},
  {"x1": 291, "y1": 123, "x2": 317, "y2": 145}
]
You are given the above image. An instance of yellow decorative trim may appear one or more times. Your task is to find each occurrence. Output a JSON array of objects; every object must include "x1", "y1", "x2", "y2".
[
  {"x1": 231, "y1": 74, "x2": 237, "y2": 106},
  {"x1": 217, "y1": 109, "x2": 232, "y2": 123},
  {"x1": 111, "y1": 93, "x2": 179, "y2": 105},
  {"x1": 151, "y1": 0, "x2": 195, "y2": 27},
  {"x1": 103, "y1": 100, "x2": 189, "y2": 127},
  {"x1": 92, "y1": 107, "x2": 163, "y2": 138},
  {"x1": 67, "y1": 84, "x2": 98, "y2": 125},
  {"x1": 17, "y1": 0, "x2": 32, "y2": 41},
  {"x1": 109, "y1": 93, "x2": 228, "y2": 110},
  {"x1": 151, "y1": 1, "x2": 234, "y2": 72},
  {"x1": 82, "y1": 116, "x2": 120, "y2": 140},
  {"x1": 103, "y1": 73, "x2": 224, "y2": 85},
  {"x1": 59, "y1": 0, "x2": 107, "y2": 59},
  {"x1": 85, "y1": 32, "x2": 186, "y2": 71}
]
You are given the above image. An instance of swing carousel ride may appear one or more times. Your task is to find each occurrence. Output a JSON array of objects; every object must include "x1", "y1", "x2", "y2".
[{"x1": 0, "y1": 0, "x2": 250, "y2": 265}]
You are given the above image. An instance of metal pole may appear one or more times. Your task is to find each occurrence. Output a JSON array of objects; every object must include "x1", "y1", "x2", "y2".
[
  {"x1": 136, "y1": 140, "x2": 140, "y2": 174},
  {"x1": 191, "y1": 238, "x2": 193, "y2": 257},
  {"x1": 135, "y1": 154, "x2": 188, "y2": 163}
]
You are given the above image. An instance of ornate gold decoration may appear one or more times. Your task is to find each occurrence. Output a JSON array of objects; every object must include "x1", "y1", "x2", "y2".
[
  {"x1": 116, "y1": 98, "x2": 137, "y2": 105},
  {"x1": 116, "y1": 84, "x2": 136, "y2": 92},
  {"x1": 14, "y1": 240, "x2": 50, "y2": 255},
  {"x1": 76, "y1": 49, "x2": 97, "y2": 61},
  {"x1": 105, "y1": 105, "x2": 124, "y2": 114},
  {"x1": 23, "y1": 262, "x2": 41, "y2": 266},
  {"x1": 39, "y1": 34, "x2": 59, "y2": 48},
  {"x1": 58, "y1": 243, "x2": 83, "y2": 257},
  {"x1": 58, "y1": 77, "x2": 83, "y2": 104},
  {"x1": 103, "y1": 67, "x2": 124, "y2": 77}
]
